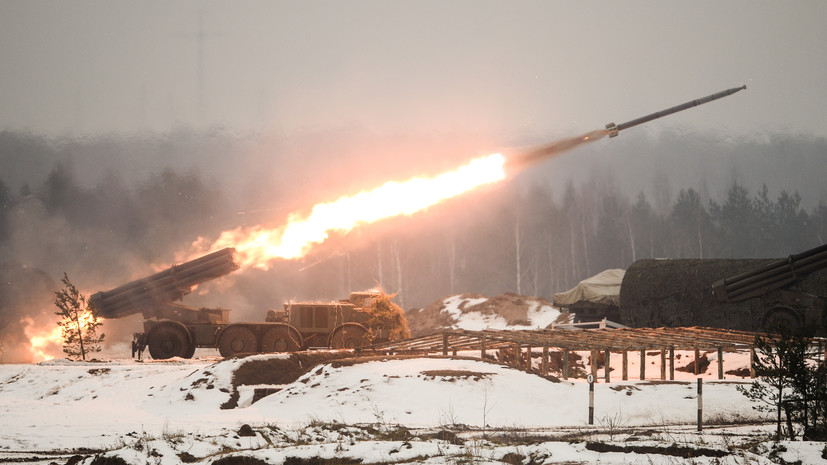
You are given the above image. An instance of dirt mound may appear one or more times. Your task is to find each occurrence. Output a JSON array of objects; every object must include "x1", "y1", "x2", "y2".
[
  {"x1": 232, "y1": 352, "x2": 350, "y2": 387},
  {"x1": 406, "y1": 292, "x2": 564, "y2": 337},
  {"x1": 406, "y1": 293, "x2": 486, "y2": 336}
]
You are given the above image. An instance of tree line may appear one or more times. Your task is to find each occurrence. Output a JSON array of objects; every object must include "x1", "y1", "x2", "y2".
[
  {"x1": 358, "y1": 177, "x2": 827, "y2": 308},
  {"x1": 1, "y1": 144, "x2": 826, "y2": 311}
]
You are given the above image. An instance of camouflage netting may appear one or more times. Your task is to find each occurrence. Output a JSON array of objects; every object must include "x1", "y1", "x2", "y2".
[
  {"x1": 619, "y1": 258, "x2": 827, "y2": 330},
  {"x1": 363, "y1": 293, "x2": 411, "y2": 342}
]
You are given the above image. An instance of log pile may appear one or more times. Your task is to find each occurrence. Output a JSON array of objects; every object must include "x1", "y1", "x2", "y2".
[{"x1": 90, "y1": 248, "x2": 239, "y2": 319}]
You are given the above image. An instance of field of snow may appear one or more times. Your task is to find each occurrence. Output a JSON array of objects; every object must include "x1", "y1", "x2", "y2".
[{"x1": 1, "y1": 350, "x2": 825, "y2": 464}]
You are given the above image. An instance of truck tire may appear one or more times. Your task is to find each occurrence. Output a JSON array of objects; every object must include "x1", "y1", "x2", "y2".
[
  {"x1": 147, "y1": 323, "x2": 194, "y2": 360},
  {"x1": 762, "y1": 307, "x2": 802, "y2": 332},
  {"x1": 218, "y1": 325, "x2": 259, "y2": 357},
  {"x1": 329, "y1": 324, "x2": 369, "y2": 349},
  {"x1": 260, "y1": 325, "x2": 303, "y2": 352}
]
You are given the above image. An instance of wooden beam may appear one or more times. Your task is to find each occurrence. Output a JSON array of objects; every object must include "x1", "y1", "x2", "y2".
[
  {"x1": 669, "y1": 347, "x2": 675, "y2": 381},
  {"x1": 591, "y1": 350, "x2": 598, "y2": 382},
  {"x1": 717, "y1": 346, "x2": 724, "y2": 379},
  {"x1": 660, "y1": 349, "x2": 666, "y2": 380},
  {"x1": 622, "y1": 351, "x2": 628, "y2": 381},
  {"x1": 563, "y1": 349, "x2": 569, "y2": 380},
  {"x1": 604, "y1": 349, "x2": 611, "y2": 383},
  {"x1": 640, "y1": 349, "x2": 646, "y2": 380},
  {"x1": 541, "y1": 346, "x2": 549, "y2": 376}
]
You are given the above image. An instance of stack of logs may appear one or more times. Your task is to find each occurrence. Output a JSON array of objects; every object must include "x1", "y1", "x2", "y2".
[{"x1": 90, "y1": 247, "x2": 239, "y2": 318}]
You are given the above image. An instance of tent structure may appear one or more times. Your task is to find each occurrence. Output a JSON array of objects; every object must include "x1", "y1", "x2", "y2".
[{"x1": 553, "y1": 269, "x2": 625, "y2": 323}]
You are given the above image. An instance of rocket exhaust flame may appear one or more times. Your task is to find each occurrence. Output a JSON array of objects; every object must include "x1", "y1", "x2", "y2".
[
  {"x1": 190, "y1": 85, "x2": 745, "y2": 270},
  {"x1": 506, "y1": 129, "x2": 608, "y2": 172},
  {"x1": 196, "y1": 153, "x2": 506, "y2": 269}
]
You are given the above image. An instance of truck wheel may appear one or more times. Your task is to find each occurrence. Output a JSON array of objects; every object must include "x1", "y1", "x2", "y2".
[
  {"x1": 218, "y1": 326, "x2": 258, "y2": 357},
  {"x1": 147, "y1": 324, "x2": 193, "y2": 360},
  {"x1": 763, "y1": 308, "x2": 802, "y2": 332},
  {"x1": 260, "y1": 325, "x2": 302, "y2": 352},
  {"x1": 329, "y1": 324, "x2": 369, "y2": 349}
]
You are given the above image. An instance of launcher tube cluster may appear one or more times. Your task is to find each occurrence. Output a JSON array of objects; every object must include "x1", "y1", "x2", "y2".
[
  {"x1": 90, "y1": 247, "x2": 239, "y2": 318},
  {"x1": 712, "y1": 243, "x2": 827, "y2": 302}
]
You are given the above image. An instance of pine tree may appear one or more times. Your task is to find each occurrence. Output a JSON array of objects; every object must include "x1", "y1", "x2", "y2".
[
  {"x1": 737, "y1": 328, "x2": 826, "y2": 440},
  {"x1": 54, "y1": 273, "x2": 104, "y2": 361}
]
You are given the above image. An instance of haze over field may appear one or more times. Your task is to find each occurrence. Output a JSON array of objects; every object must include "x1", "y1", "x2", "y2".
[{"x1": 1, "y1": 2, "x2": 827, "y2": 363}]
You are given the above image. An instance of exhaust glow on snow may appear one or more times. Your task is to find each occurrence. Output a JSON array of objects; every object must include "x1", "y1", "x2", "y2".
[{"x1": 198, "y1": 153, "x2": 506, "y2": 269}]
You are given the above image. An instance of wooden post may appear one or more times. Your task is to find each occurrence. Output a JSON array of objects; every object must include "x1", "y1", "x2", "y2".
[
  {"x1": 717, "y1": 347, "x2": 724, "y2": 380},
  {"x1": 480, "y1": 335, "x2": 486, "y2": 359},
  {"x1": 749, "y1": 346, "x2": 756, "y2": 378},
  {"x1": 622, "y1": 351, "x2": 628, "y2": 381},
  {"x1": 588, "y1": 378, "x2": 595, "y2": 425},
  {"x1": 513, "y1": 343, "x2": 521, "y2": 369},
  {"x1": 563, "y1": 349, "x2": 569, "y2": 380},
  {"x1": 697, "y1": 378, "x2": 703, "y2": 432},
  {"x1": 527, "y1": 345, "x2": 533, "y2": 372},
  {"x1": 640, "y1": 349, "x2": 646, "y2": 380},
  {"x1": 452, "y1": 348, "x2": 457, "y2": 357},
  {"x1": 541, "y1": 346, "x2": 549, "y2": 376},
  {"x1": 694, "y1": 347, "x2": 700, "y2": 376},
  {"x1": 604, "y1": 349, "x2": 611, "y2": 383},
  {"x1": 591, "y1": 350, "x2": 599, "y2": 382},
  {"x1": 442, "y1": 333, "x2": 449, "y2": 356},
  {"x1": 660, "y1": 349, "x2": 666, "y2": 380},
  {"x1": 669, "y1": 347, "x2": 675, "y2": 381}
]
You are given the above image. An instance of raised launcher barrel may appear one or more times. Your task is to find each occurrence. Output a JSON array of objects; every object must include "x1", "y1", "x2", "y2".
[
  {"x1": 712, "y1": 243, "x2": 827, "y2": 303},
  {"x1": 90, "y1": 248, "x2": 239, "y2": 319}
]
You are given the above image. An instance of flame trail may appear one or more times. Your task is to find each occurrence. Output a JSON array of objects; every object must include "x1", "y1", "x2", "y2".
[
  {"x1": 188, "y1": 87, "x2": 747, "y2": 271},
  {"x1": 506, "y1": 129, "x2": 607, "y2": 172},
  {"x1": 197, "y1": 153, "x2": 506, "y2": 269}
]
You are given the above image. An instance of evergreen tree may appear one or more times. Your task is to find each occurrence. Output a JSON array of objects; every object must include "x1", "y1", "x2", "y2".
[
  {"x1": 54, "y1": 273, "x2": 104, "y2": 361},
  {"x1": 670, "y1": 188, "x2": 711, "y2": 258},
  {"x1": 737, "y1": 328, "x2": 826, "y2": 440}
]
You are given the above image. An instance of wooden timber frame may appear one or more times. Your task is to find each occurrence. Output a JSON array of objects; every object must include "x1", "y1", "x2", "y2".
[{"x1": 362, "y1": 326, "x2": 824, "y2": 383}]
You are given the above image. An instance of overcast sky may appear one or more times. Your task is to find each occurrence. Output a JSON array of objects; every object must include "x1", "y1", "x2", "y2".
[{"x1": 1, "y1": 1, "x2": 825, "y2": 139}]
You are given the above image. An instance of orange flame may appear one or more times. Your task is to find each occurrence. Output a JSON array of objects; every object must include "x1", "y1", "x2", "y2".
[
  {"x1": 20, "y1": 310, "x2": 98, "y2": 363},
  {"x1": 21, "y1": 317, "x2": 62, "y2": 362},
  {"x1": 199, "y1": 153, "x2": 506, "y2": 269}
]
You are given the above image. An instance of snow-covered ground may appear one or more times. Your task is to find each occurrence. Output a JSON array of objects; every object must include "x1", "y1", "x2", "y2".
[{"x1": 1, "y1": 350, "x2": 824, "y2": 464}]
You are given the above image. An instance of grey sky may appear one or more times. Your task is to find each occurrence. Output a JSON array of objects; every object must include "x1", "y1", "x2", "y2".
[{"x1": 0, "y1": 1, "x2": 825, "y2": 138}]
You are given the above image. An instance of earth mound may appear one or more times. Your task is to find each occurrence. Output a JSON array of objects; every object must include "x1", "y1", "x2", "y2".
[{"x1": 406, "y1": 292, "x2": 570, "y2": 337}]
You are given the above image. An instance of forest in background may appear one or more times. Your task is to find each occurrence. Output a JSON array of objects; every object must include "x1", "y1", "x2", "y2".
[{"x1": 1, "y1": 128, "x2": 826, "y2": 324}]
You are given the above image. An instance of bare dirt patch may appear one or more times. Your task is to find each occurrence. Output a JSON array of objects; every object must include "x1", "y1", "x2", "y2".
[
  {"x1": 675, "y1": 353, "x2": 711, "y2": 374},
  {"x1": 420, "y1": 370, "x2": 493, "y2": 381},
  {"x1": 232, "y1": 352, "x2": 350, "y2": 387},
  {"x1": 585, "y1": 441, "x2": 728, "y2": 458}
]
